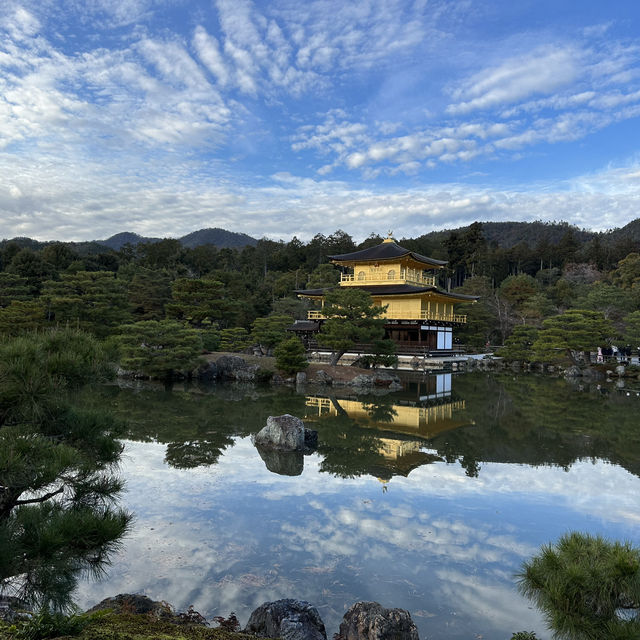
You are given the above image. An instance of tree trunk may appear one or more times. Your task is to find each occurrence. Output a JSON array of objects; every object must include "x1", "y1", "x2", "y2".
[{"x1": 330, "y1": 349, "x2": 345, "y2": 366}]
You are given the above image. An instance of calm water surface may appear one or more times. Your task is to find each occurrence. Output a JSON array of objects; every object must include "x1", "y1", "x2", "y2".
[{"x1": 75, "y1": 372, "x2": 640, "y2": 640}]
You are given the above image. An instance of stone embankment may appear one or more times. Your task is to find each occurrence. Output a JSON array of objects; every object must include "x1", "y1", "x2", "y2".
[
  {"x1": 466, "y1": 354, "x2": 640, "y2": 383},
  {"x1": 194, "y1": 354, "x2": 403, "y2": 390}
]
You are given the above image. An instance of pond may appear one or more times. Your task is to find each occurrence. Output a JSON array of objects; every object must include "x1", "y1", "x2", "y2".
[{"x1": 73, "y1": 372, "x2": 640, "y2": 640}]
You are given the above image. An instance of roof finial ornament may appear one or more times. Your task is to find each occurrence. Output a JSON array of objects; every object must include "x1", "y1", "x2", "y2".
[{"x1": 383, "y1": 230, "x2": 394, "y2": 244}]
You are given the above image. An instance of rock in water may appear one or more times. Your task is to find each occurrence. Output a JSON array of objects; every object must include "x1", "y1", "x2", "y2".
[
  {"x1": 245, "y1": 599, "x2": 327, "y2": 640},
  {"x1": 254, "y1": 414, "x2": 306, "y2": 450},
  {"x1": 335, "y1": 602, "x2": 419, "y2": 640}
]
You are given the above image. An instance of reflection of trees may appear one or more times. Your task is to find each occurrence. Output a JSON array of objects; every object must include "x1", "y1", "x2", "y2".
[
  {"x1": 78, "y1": 383, "x2": 308, "y2": 470},
  {"x1": 361, "y1": 399, "x2": 398, "y2": 424},
  {"x1": 77, "y1": 372, "x2": 640, "y2": 483},
  {"x1": 314, "y1": 410, "x2": 388, "y2": 479},
  {"x1": 429, "y1": 373, "x2": 640, "y2": 479},
  {"x1": 165, "y1": 436, "x2": 235, "y2": 468}
]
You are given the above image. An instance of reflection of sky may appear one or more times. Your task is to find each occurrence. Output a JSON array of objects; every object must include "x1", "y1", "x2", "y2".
[{"x1": 77, "y1": 437, "x2": 640, "y2": 640}]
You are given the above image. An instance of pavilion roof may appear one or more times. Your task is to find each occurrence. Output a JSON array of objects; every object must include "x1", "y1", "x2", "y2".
[
  {"x1": 294, "y1": 284, "x2": 478, "y2": 301},
  {"x1": 329, "y1": 240, "x2": 447, "y2": 268}
]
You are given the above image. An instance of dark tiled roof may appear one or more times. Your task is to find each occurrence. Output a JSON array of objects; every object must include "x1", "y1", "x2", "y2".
[
  {"x1": 295, "y1": 284, "x2": 478, "y2": 301},
  {"x1": 287, "y1": 321, "x2": 320, "y2": 331},
  {"x1": 329, "y1": 241, "x2": 447, "y2": 267}
]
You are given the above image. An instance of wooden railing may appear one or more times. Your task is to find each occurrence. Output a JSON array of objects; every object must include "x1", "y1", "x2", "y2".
[
  {"x1": 420, "y1": 312, "x2": 467, "y2": 323},
  {"x1": 340, "y1": 272, "x2": 436, "y2": 287},
  {"x1": 307, "y1": 310, "x2": 467, "y2": 323}
]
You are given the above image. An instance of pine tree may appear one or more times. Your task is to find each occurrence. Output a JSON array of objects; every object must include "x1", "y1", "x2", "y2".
[{"x1": 0, "y1": 329, "x2": 131, "y2": 609}]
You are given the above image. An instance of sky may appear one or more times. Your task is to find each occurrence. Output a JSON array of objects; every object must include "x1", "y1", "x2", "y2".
[{"x1": 1, "y1": 0, "x2": 640, "y2": 243}]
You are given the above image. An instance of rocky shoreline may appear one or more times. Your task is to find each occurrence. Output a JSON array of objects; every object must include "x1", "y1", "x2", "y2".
[{"x1": 1, "y1": 594, "x2": 420, "y2": 640}]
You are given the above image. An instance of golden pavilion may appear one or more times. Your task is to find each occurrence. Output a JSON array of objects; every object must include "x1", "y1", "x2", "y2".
[{"x1": 293, "y1": 234, "x2": 477, "y2": 351}]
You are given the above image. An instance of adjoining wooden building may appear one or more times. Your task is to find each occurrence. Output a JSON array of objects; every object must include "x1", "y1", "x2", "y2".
[{"x1": 292, "y1": 234, "x2": 477, "y2": 353}]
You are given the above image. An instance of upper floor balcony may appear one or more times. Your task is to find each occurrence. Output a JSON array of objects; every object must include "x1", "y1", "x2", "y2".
[
  {"x1": 340, "y1": 270, "x2": 436, "y2": 287},
  {"x1": 307, "y1": 309, "x2": 466, "y2": 323}
]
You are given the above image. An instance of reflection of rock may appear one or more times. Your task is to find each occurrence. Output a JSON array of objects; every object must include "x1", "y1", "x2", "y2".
[
  {"x1": 256, "y1": 446, "x2": 304, "y2": 476},
  {"x1": 254, "y1": 414, "x2": 317, "y2": 452},
  {"x1": 245, "y1": 599, "x2": 327, "y2": 640},
  {"x1": 335, "y1": 602, "x2": 419, "y2": 640}
]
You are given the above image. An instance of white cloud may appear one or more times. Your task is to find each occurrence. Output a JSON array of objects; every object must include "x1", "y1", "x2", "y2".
[
  {"x1": 193, "y1": 25, "x2": 229, "y2": 87},
  {"x1": 447, "y1": 47, "x2": 580, "y2": 115}
]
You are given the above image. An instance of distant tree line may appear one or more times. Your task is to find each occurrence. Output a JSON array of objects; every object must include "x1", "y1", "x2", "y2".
[{"x1": 1, "y1": 221, "x2": 639, "y2": 372}]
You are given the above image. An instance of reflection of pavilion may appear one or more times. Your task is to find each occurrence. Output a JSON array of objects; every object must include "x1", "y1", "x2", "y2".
[
  {"x1": 305, "y1": 375, "x2": 474, "y2": 480},
  {"x1": 305, "y1": 395, "x2": 470, "y2": 440}
]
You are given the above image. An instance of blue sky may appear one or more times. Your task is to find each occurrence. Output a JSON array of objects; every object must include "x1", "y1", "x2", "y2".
[{"x1": 1, "y1": 0, "x2": 640, "y2": 242}]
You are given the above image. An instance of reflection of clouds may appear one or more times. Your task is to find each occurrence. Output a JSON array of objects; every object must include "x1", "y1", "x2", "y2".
[{"x1": 77, "y1": 438, "x2": 640, "y2": 640}]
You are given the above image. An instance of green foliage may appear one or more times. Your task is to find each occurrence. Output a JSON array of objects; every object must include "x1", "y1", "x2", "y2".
[
  {"x1": 41, "y1": 272, "x2": 130, "y2": 338},
  {"x1": 498, "y1": 325, "x2": 539, "y2": 361},
  {"x1": 623, "y1": 310, "x2": 640, "y2": 346},
  {"x1": 0, "y1": 301, "x2": 46, "y2": 336},
  {"x1": 318, "y1": 288, "x2": 387, "y2": 366},
  {"x1": 571, "y1": 283, "x2": 633, "y2": 321},
  {"x1": 510, "y1": 633, "x2": 538, "y2": 640},
  {"x1": 453, "y1": 276, "x2": 501, "y2": 346},
  {"x1": 532, "y1": 309, "x2": 614, "y2": 364},
  {"x1": 270, "y1": 297, "x2": 309, "y2": 320},
  {"x1": 13, "y1": 608, "x2": 88, "y2": 639},
  {"x1": 6, "y1": 250, "x2": 55, "y2": 291},
  {"x1": 166, "y1": 278, "x2": 225, "y2": 327},
  {"x1": 612, "y1": 253, "x2": 640, "y2": 289},
  {"x1": 274, "y1": 336, "x2": 309, "y2": 375},
  {"x1": 126, "y1": 267, "x2": 172, "y2": 320},
  {"x1": 0, "y1": 330, "x2": 130, "y2": 610},
  {"x1": 218, "y1": 327, "x2": 251, "y2": 352},
  {"x1": 518, "y1": 532, "x2": 640, "y2": 639},
  {"x1": 306, "y1": 263, "x2": 340, "y2": 289},
  {"x1": 251, "y1": 315, "x2": 292, "y2": 354},
  {"x1": 117, "y1": 320, "x2": 204, "y2": 379},
  {"x1": 356, "y1": 339, "x2": 398, "y2": 368},
  {"x1": 0, "y1": 273, "x2": 34, "y2": 305}
]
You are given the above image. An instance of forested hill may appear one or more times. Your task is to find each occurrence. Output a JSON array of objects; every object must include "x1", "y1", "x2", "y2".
[
  {"x1": 97, "y1": 228, "x2": 258, "y2": 250},
  {"x1": 410, "y1": 221, "x2": 594, "y2": 250}
]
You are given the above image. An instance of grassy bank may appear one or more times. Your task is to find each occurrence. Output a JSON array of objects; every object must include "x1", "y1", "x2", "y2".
[{"x1": 0, "y1": 612, "x2": 265, "y2": 640}]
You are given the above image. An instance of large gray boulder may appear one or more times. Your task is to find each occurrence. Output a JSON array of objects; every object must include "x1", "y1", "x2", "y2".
[
  {"x1": 245, "y1": 599, "x2": 326, "y2": 640},
  {"x1": 254, "y1": 414, "x2": 305, "y2": 450},
  {"x1": 254, "y1": 415, "x2": 317, "y2": 453},
  {"x1": 335, "y1": 602, "x2": 419, "y2": 640},
  {"x1": 216, "y1": 355, "x2": 250, "y2": 379},
  {"x1": 313, "y1": 370, "x2": 333, "y2": 385}
]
